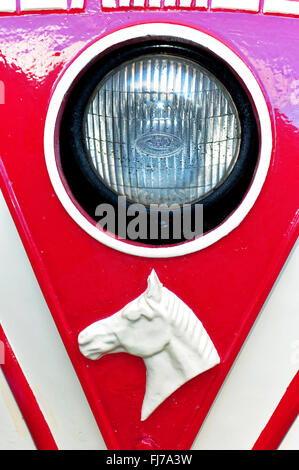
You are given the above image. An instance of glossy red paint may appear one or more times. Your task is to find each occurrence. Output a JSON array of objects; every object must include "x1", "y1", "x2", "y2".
[
  {"x1": 0, "y1": 325, "x2": 58, "y2": 450},
  {"x1": 0, "y1": 3, "x2": 298, "y2": 449},
  {"x1": 253, "y1": 371, "x2": 299, "y2": 450}
]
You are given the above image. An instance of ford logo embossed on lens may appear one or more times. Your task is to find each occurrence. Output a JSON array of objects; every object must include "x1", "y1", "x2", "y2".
[{"x1": 136, "y1": 133, "x2": 183, "y2": 157}]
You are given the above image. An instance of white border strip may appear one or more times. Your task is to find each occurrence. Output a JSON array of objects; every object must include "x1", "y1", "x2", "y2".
[
  {"x1": 148, "y1": 0, "x2": 161, "y2": 7},
  {"x1": 179, "y1": 0, "x2": 192, "y2": 7},
  {"x1": 70, "y1": 0, "x2": 85, "y2": 8},
  {"x1": 164, "y1": 0, "x2": 176, "y2": 6},
  {"x1": 101, "y1": 0, "x2": 117, "y2": 7},
  {"x1": 20, "y1": 0, "x2": 67, "y2": 10},
  {"x1": 101, "y1": 0, "x2": 209, "y2": 7},
  {"x1": 44, "y1": 24, "x2": 273, "y2": 259},
  {"x1": 211, "y1": 0, "x2": 259, "y2": 11},
  {"x1": 264, "y1": 0, "x2": 299, "y2": 16},
  {"x1": 0, "y1": 0, "x2": 16, "y2": 12},
  {"x1": 195, "y1": 0, "x2": 208, "y2": 7}
]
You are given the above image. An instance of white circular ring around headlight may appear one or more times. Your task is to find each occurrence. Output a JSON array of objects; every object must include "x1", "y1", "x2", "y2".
[{"x1": 44, "y1": 23, "x2": 273, "y2": 258}]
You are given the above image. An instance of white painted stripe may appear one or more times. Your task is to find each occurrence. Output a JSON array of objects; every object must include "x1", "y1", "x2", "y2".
[
  {"x1": 101, "y1": 0, "x2": 117, "y2": 7},
  {"x1": 211, "y1": 0, "x2": 260, "y2": 11},
  {"x1": 193, "y1": 241, "x2": 299, "y2": 449},
  {"x1": 70, "y1": 0, "x2": 85, "y2": 8},
  {"x1": 279, "y1": 416, "x2": 299, "y2": 450},
  {"x1": 119, "y1": 0, "x2": 130, "y2": 5},
  {"x1": 0, "y1": 0, "x2": 16, "y2": 12},
  {"x1": 0, "y1": 370, "x2": 36, "y2": 450},
  {"x1": 0, "y1": 191, "x2": 106, "y2": 450},
  {"x1": 20, "y1": 0, "x2": 67, "y2": 10},
  {"x1": 264, "y1": 0, "x2": 299, "y2": 16}
]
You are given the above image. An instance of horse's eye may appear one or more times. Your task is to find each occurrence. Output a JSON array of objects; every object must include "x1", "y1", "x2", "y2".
[{"x1": 123, "y1": 309, "x2": 140, "y2": 322}]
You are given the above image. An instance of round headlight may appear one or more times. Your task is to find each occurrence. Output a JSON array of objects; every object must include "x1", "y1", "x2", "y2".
[
  {"x1": 60, "y1": 41, "x2": 259, "y2": 244},
  {"x1": 84, "y1": 54, "x2": 241, "y2": 206}
]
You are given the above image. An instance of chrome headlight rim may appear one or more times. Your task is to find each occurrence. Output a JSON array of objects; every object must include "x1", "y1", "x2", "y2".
[{"x1": 59, "y1": 39, "x2": 259, "y2": 245}]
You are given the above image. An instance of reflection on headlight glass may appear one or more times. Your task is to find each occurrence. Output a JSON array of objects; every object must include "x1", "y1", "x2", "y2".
[{"x1": 84, "y1": 54, "x2": 241, "y2": 206}]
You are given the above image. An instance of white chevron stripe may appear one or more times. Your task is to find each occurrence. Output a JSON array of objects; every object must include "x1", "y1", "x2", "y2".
[
  {"x1": 0, "y1": 370, "x2": 36, "y2": 450},
  {"x1": 280, "y1": 417, "x2": 299, "y2": 450},
  {"x1": 0, "y1": 191, "x2": 106, "y2": 450},
  {"x1": 193, "y1": 241, "x2": 299, "y2": 449}
]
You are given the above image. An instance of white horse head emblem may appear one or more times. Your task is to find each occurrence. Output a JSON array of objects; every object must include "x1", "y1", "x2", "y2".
[{"x1": 78, "y1": 270, "x2": 220, "y2": 420}]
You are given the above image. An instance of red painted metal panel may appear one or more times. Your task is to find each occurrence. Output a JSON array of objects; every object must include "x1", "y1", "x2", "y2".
[
  {"x1": 0, "y1": 325, "x2": 58, "y2": 450},
  {"x1": 253, "y1": 371, "x2": 299, "y2": 450},
  {"x1": 0, "y1": 3, "x2": 298, "y2": 449}
]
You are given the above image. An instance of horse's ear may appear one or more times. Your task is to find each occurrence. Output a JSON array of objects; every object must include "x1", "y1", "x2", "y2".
[{"x1": 146, "y1": 270, "x2": 163, "y2": 303}]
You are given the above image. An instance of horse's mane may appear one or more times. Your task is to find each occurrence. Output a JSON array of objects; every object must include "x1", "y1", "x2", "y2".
[
  {"x1": 139, "y1": 282, "x2": 219, "y2": 419},
  {"x1": 163, "y1": 287, "x2": 216, "y2": 361}
]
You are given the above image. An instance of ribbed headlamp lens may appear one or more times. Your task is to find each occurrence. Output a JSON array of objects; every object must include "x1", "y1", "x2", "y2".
[{"x1": 84, "y1": 54, "x2": 241, "y2": 206}]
